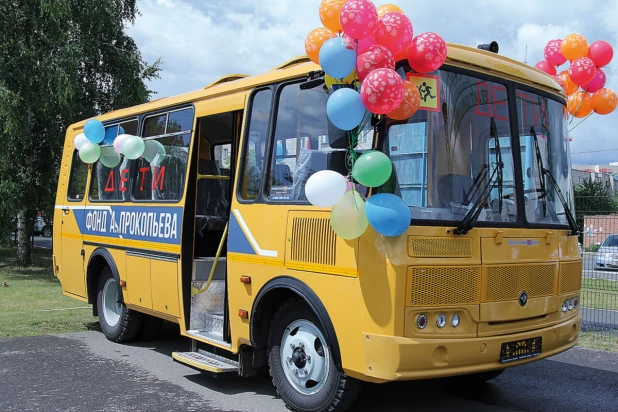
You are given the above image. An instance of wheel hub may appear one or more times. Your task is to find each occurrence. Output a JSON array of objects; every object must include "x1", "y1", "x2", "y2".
[{"x1": 291, "y1": 347, "x2": 307, "y2": 368}]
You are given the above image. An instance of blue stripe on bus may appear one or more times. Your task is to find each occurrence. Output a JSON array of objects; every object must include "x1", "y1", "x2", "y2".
[{"x1": 228, "y1": 213, "x2": 256, "y2": 255}]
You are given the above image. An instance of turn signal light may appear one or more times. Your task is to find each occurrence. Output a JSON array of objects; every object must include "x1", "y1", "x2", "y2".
[
  {"x1": 417, "y1": 314, "x2": 427, "y2": 329},
  {"x1": 238, "y1": 309, "x2": 248, "y2": 319},
  {"x1": 240, "y1": 275, "x2": 251, "y2": 284}
]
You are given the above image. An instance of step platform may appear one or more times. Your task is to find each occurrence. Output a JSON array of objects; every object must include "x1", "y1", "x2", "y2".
[{"x1": 172, "y1": 350, "x2": 239, "y2": 373}]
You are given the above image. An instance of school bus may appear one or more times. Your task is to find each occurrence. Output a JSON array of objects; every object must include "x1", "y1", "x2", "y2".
[{"x1": 53, "y1": 42, "x2": 582, "y2": 412}]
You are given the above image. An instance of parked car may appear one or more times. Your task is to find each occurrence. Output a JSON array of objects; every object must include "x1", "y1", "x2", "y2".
[
  {"x1": 34, "y1": 216, "x2": 52, "y2": 237},
  {"x1": 594, "y1": 234, "x2": 618, "y2": 270},
  {"x1": 578, "y1": 242, "x2": 583, "y2": 256}
]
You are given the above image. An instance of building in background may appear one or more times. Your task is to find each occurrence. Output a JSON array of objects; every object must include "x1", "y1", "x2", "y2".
[{"x1": 572, "y1": 163, "x2": 618, "y2": 191}]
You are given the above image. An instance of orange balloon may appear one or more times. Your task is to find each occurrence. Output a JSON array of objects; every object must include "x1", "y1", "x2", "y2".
[
  {"x1": 557, "y1": 70, "x2": 578, "y2": 96},
  {"x1": 387, "y1": 80, "x2": 421, "y2": 120},
  {"x1": 567, "y1": 91, "x2": 594, "y2": 118},
  {"x1": 592, "y1": 88, "x2": 618, "y2": 115},
  {"x1": 305, "y1": 27, "x2": 337, "y2": 64},
  {"x1": 377, "y1": 4, "x2": 403, "y2": 18},
  {"x1": 319, "y1": 0, "x2": 347, "y2": 32},
  {"x1": 561, "y1": 34, "x2": 588, "y2": 61},
  {"x1": 394, "y1": 48, "x2": 408, "y2": 63}
]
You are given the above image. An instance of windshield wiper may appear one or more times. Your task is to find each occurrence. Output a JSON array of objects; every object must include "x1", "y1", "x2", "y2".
[{"x1": 530, "y1": 126, "x2": 578, "y2": 235}]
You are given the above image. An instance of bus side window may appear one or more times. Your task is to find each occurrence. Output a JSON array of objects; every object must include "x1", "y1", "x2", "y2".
[{"x1": 67, "y1": 149, "x2": 89, "y2": 201}]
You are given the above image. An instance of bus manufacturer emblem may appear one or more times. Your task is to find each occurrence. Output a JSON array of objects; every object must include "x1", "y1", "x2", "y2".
[{"x1": 519, "y1": 291, "x2": 528, "y2": 307}]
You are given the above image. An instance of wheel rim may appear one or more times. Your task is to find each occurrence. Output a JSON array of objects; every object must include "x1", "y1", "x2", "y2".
[
  {"x1": 280, "y1": 319, "x2": 330, "y2": 396},
  {"x1": 102, "y1": 278, "x2": 121, "y2": 327}
]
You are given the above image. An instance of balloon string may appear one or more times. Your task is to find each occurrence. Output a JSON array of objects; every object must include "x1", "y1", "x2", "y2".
[{"x1": 568, "y1": 113, "x2": 593, "y2": 133}]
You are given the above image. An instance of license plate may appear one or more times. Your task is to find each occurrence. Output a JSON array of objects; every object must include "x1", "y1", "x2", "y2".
[{"x1": 499, "y1": 337, "x2": 542, "y2": 363}]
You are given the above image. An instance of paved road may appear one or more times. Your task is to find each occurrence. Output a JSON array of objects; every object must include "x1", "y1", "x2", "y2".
[
  {"x1": 8, "y1": 234, "x2": 53, "y2": 250},
  {"x1": 1, "y1": 330, "x2": 618, "y2": 412}
]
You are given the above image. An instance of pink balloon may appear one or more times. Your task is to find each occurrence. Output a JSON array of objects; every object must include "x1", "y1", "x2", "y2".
[
  {"x1": 587, "y1": 40, "x2": 613, "y2": 67},
  {"x1": 374, "y1": 12, "x2": 414, "y2": 56},
  {"x1": 407, "y1": 32, "x2": 447, "y2": 73},
  {"x1": 535, "y1": 60, "x2": 557, "y2": 76},
  {"x1": 583, "y1": 68, "x2": 606, "y2": 93},
  {"x1": 113, "y1": 134, "x2": 130, "y2": 154},
  {"x1": 568, "y1": 57, "x2": 596, "y2": 86},
  {"x1": 342, "y1": 33, "x2": 378, "y2": 54},
  {"x1": 544, "y1": 39, "x2": 567, "y2": 66},
  {"x1": 360, "y1": 68, "x2": 404, "y2": 114},
  {"x1": 339, "y1": 0, "x2": 378, "y2": 41},
  {"x1": 356, "y1": 45, "x2": 395, "y2": 82}
]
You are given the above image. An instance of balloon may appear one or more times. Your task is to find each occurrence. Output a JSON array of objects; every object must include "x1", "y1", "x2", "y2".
[
  {"x1": 73, "y1": 133, "x2": 89, "y2": 150},
  {"x1": 79, "y1": 141, "x2": 101, "y2": 164},
  {"x1": 407, "y1": 32, "x2": 447, "y2": 73},
  {"x1": 319, "y1": 0, "x2": 347, "y2": 32},
  {"x1": 393, "y1": 48, "x2": 408, "y2": 63},
  {"x1": 113, "y1": 133, "x2": 131, "y2": 154},
  {"x1": 99, "y1": 146, "x2": 122, "y2": 168},
  {"x1": 356, "y1": 45, "x2": 396, "y2": 82},
  {"x1": 544, "y1": 39, "x2": 567, "y2": 66},
  {"x1": 352, "y1": 150, "x2": 393, "y2": 187},
  {"x1": 142, "y1": 139, "x2": 166, "y2": 165},
  {"x1": 103, "y1": 127, "x2": 117, "y2": 145},
  {"x1": 343, "y1": 33, "x2": 377, "y2": 54},
  {"x1": 587, "y1": 40, "x2": 613, "y2": 67},
  {"x1": 377, "y1": 4, "x2": 403, "y2": 18},
  {"x1": 374, "y1": 12, "x2": 414, "y2": 56},
  {"x1": 592, "y1": 88, "x2": 618, "y2": 115},
  {"x1": 365, "y1": 193, "x2": 411, "y2": 237},
  {"x1": 319, "y1": 37, "x2": 356, "y2": 79},
  {"x1": 386, "y1": 80, "x2": 421, "y2": 120},
  {"x1": 305, "y1": 27, "x2": 337, "y2": 64},
  {"x1": 557, "y1": 70, "x2": 578, "y2": 96},
  {"x1": 535, "y1": 60, "x2": 556, "y2": 76},
  {"x1": 568, "y1": 57, "x2": 596, "y2": 86},
  {"x1": 330, "y1": 190, "x2": 369, "y2": 239},
  {"x1": 327, "y1": 88, "x2": 367, "y2": 131},
  {"x1": 83, "y1": 119, "x2": 105, "y2": 143},
  {"x1": 561, "y1": 34, "x2": 588, "y2": 61},
  {"x1": 339, "y1": 0, "x2": 379, "y2": 41},
  {"x1": 122, "y1": 135, "x2": 145, "y2": 160},
  {"x1": 583, "y1": 68, "x2": 606, "y2": 93},
  {"x1": 305, "y1": 170, "x2": 348, "y2": 207},
  {"x1": 360, "y1": 68, "x2": 404, "y2": 114},
  {"x1": 325, "y1": 71, "x2": 357, "y2": 88},
  {"x1": 567, "y1": 91, "x2": 594, "y2": 118}
]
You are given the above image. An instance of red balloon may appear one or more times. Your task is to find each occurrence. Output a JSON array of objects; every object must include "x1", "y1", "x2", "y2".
[
  {"x1": 356, "y1": 45, "x2": 396, "y2": 82},
  {"x1": 374, "y1": 12, "x2": 414, "y2": 56},
  {"x1": 583, "y1": 68, "x2": 606, "y2": 93},
  {"x1": 587, "y1": 40, "x2": 613, "y2": 67},
  {"x1": 339, "y1": 0, "x2": 378, "y2": 41},
  {"x1": 343, "y1": 33, "x2": 378, "y2": 55},
  {"x1": 544, "y1": 39, "x2": 567, "y2": 66},
  {"x1": 535, "y1": 60, "x2": 557, "y2": 76},
  {"x1": 407, "y1": 32, "x2": 447, "y2": 73},
  {"x1": 568, "y1": 57, "x2": 596, "y2": 86},
  {"x1": 360, "y1": 68, "x2": 404, "y2": 114}
]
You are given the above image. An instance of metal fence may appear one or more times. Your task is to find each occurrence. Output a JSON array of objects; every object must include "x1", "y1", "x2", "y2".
[{"x1": 576, "y1": 195, "x2": 618, "y2": 349}]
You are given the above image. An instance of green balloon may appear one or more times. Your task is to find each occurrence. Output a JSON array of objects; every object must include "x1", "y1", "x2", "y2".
[
  {"x1": 330, "y1": 190, "x2": 368, "y2": 239},
  {"x1": 122, "y1": 135, "x2": 145, "y2": 160},
  {"x1": 352, "y1": 151, "x2": 392, "y2": 187},
  {"x1": 142, "y1": 140, "x2": 166, "y2": 165},
  {"x1": 79, "y1": 142, "x2": 101, "y2": 164},
  {"x1": 100, "y1": 146, "x2": 121, "y2": 168}
]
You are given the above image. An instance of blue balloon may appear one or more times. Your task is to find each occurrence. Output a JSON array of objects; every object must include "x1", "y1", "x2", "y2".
[
  {"x1": 327, "y1": 88, "x2": 366, "y2": 131},
  {"x1": 84, "y1": 119, "x2": 105, "y2": 143},
  {"x1": 103, "y1": 127, "x2": 117, "y2": 145},
  {"x1": 365, "y1": 193, "x2": 411, "y2": 237},
  {"x1": 119, "y1": 125, "x2": 125, "y2": 135},
  {"x1": 319, "y1": 37, "x2": 356, "y2": 79}
]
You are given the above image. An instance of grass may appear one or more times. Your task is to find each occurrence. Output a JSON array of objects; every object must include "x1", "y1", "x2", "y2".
[
  {"x1": 578, "y1": 331, "x2": 618, "y2": 352},
  {"x1": 0, "y1": 248, "x2": 99, "y2": 338}
]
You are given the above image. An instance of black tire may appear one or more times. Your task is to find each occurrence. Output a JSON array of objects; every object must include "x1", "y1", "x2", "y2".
[
  {"x1": 268, "y1": 297, "x2": 361, "y2": 412},
  {"x1": 96, "y1": 267, "x2": 142, "y2": 343},
  {"x1": 42, "y1": 226, "x2": 52, "y2": 237},
  {"x1": 138, "y1": 314, "x2": 164, "y2": 340}
]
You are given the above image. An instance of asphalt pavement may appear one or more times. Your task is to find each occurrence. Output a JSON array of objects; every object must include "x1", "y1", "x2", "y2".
[{"x1": 1, "y1": 330, "x2": 618, "y2": 412}]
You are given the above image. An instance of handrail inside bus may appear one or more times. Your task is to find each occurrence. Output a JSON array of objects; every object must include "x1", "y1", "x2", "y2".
[
  {"x1": 197, "y1": 174, "x2": 230, "y2": 180},
  {"x1": 191, "y1": 222, "x2": 229, "y2": 296}
]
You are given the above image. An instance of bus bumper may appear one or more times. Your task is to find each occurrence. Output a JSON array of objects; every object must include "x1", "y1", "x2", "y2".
[{"x1": 359, "y1": 312, "x2": 581, "y2": 382}]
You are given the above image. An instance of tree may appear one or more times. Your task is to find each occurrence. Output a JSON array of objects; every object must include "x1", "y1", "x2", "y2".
[
  {"x1": 574, "y1": 178, "x2": 618, "y2": 243},
  {"x1": 0, "y1": 0, "x2": 161, "y2": 264}
]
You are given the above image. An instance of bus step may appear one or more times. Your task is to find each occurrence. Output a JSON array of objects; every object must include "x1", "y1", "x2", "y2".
[{"x1": 172, "y1": 350, "x2": 238, "y2": 373}]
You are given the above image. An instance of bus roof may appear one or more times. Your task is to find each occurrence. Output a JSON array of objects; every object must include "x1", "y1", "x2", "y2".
[{"x1": 71, "y1": 42, "x2": 563, "y2": 129}]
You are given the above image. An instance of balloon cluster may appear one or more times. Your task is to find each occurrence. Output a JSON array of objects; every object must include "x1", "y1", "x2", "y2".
[
  {"x1": 73, "y1": 118, "x2": 165, "y2": 167},
  {"x1": 535, "y1": 35, "x2": 617, "y2": 120},
  {"x1": 304, "y1": 1, "x2": 444, "y2": 239}
]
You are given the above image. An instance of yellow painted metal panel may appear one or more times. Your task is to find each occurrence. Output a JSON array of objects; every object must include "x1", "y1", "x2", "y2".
[
  {"x1": 480, "y1": 236, "x2": 559, "y2": 265},
  {"x1": 151, "y1": 260, "x2": 181, "y2": 317},
  {"x1": 126, "y1": 256, "x2": 152, "y2": 309}
]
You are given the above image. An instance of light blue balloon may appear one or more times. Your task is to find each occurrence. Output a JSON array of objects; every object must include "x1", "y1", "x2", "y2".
[
  {"x1": 327, "y1": 88, "x2": 366, "y2": 131},
  {"x1": 365, "y1": 193, "x2": 411, "y2": 237},
  {"x1": 319, "y1": 37, "x2": 356, "y2": 79},
  {"x1": 84, "y1": 119, "x2": 105, "y2": 143}
]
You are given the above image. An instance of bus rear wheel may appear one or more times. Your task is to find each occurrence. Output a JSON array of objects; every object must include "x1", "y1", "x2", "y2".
[
  {"x1": 96, "y1": 267, "x2": 142, "y2": 343},
  {"x1": 268, "y1": 298, "x2": 360, "y2": 412}
]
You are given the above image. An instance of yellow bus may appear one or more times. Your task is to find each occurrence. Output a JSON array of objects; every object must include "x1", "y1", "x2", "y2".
[{"x1": 53, "y1": 42, "x2": 582, "y2": 412}]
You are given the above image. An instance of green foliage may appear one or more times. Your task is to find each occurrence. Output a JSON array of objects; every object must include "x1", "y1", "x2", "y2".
[
  {"x1": 0, "y1": 0, "x2": 161, "y2": 263},
  {"x1": 585, "y1": 245, "x2": 601, "y2": 253}
]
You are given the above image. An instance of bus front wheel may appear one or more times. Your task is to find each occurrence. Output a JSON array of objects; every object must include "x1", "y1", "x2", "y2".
[
  {"x1": 268, "y1": 297, "x2": 360, "y2": 412},
  {"x1": 96, "y1": 267, "x2": 142, "y2": 343}
]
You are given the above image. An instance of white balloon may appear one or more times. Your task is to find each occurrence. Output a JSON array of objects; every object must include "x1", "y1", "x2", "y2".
[
  {"x1": 305, "y1": 170, "x2": 347, "y2": 208},
  {"x1": 113, "y1": 134, "x2": 131, "y2": 154},
  {"x1": 73, "y1": 133, "x2": 88, "y2": 150}
]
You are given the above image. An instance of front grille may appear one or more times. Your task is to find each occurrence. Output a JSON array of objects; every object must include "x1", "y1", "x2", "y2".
[
  {"x1": 559, "y1": 261, "x2": 583, "y2": 294},
  {"x1": 408, "y1": 237, "x2": 473, "y2": 258},
  {"x1": 289, "y1": 217, "x2": 336, "y2": 266},
  {"x1": 484, "y1": 264, "x2": 558, "y2": 302},
  {"x1": 408, "y1": 266, "x2": 481, "y2": 306}
]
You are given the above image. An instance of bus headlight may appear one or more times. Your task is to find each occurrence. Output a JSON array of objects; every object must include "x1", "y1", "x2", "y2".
[
  {"x1": 417, "y1": 314, "x2": 428, "y2": 329},
  {"x1": 436, "y1": 314, "x2": 447, "y2": 328},
  {"x1": 573, "y1": 297, "x2": 579, "y2": 308},
  {"x1": 561, "y1": 301, "x2": 568, "y2": 312},
  {"x1": 567, "y1": 299, "x2": 574, "y2": 310},
  {"x1": 451, "y1": 314, "x2": 460, "y2": 327}
]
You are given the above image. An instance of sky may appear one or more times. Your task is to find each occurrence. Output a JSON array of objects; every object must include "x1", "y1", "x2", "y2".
[{"x1": 126, "y1": 0, "x2": 618, "y2": 166}]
